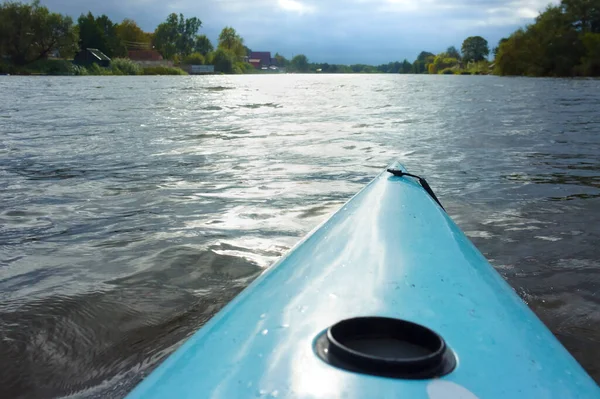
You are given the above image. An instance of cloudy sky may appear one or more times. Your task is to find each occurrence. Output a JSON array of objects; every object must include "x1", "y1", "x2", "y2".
[{"x1": 40, "y1": 0, "x2": 555, "y2": 64}]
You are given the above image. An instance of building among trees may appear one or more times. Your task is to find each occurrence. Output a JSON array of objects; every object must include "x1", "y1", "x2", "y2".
[
  {"x1": 248, "y1": 52, "x2": 272, "y2": 69},
  {"x1": 73, "y1": 48, "x2": 111, "y2": 67}
]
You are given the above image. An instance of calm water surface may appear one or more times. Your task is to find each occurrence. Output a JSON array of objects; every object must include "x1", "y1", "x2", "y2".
[{"x1": 1, "y1": 75, "x2": 599, "y2": 397}]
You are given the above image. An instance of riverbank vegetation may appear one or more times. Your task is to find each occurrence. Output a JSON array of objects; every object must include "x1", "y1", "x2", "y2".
[
  {"x1": 406, "y1": 38, "x2": 492, "y2": 75},
  {"x1": 0, "y1": 58, "x2": 186, "y2": 76},
  {"x1": 494, "y1": 0, "x2": 600, "y2": 76},
  {"x1": 0, "y1": 0, "x2": 495, "y2": 76},
  {"x1": 2, "y1": 0, "x2": 598, "y2": 77}
]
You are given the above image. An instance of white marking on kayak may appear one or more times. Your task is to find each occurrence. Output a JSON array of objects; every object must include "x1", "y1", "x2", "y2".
[{"x1": 427, "y1": 380, "x2": 480, "y2": 399}]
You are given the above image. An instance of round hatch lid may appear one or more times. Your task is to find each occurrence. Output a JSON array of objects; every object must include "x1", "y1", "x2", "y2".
[{"x1": 314, "y1": 317, "x2": 456, "y2": 379}]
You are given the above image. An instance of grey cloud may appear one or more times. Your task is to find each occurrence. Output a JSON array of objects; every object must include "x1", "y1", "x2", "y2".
[{"x1": 39, "y1": 0, "x2": 556, "y2": 63}]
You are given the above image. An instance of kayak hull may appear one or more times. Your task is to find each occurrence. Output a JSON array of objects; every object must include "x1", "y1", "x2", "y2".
[{"x1": 126, "y1": 162, "x2": 598, "y2": 398}]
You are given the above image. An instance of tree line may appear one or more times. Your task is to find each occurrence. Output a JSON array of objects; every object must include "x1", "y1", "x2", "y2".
[
  {"x1": 4, "y1": 0, "x2": 595, "y2": 77},
  {"x1": 408, "y1": 37, "x2": 491, "y2": 75},
  {"x1": 494, "y1": 0, "x2": 600, "y2": 76},
  {"x1": 0, "y1": 1, "x2": 253, "y2": 73},
  {"x1": 0, "y1": 0, "x2": 496, "y2": 76},
  {"x1": 277, "y1": 37, "x2": 491, "y2": 75}
]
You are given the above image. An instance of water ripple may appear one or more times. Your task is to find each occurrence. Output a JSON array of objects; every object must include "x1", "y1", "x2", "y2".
[{"x1": 1, "y1": 75, "x2": 599, "y2": 397}]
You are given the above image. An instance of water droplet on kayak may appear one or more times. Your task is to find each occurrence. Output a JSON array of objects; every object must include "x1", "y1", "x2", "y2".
[
  {"x1": 280, "y1": 324, "x2": 289, "y2": 329},
  {"x1": 261, "y1": 329, "x2": 269, "y2": 335},
  {"x1": 260, "y1": 313, "x2": 266, "y2": 319},
  {"x1": 270, "y1": 390, "x2": 279, "y2": 397},
  {"x1": 256, "y1": 389, "x2": 268, "y2": 397},
  {"x1": 329, "y1": 293, "x2": 338, "y2": 299},
  {"x1": 298, "y1": 305, "x2": 308, "y2": 313}
]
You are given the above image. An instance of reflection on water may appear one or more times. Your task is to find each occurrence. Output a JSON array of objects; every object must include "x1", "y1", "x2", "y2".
[{"x1": 0, "y1": 75, "x2": 599, "y2": 397}]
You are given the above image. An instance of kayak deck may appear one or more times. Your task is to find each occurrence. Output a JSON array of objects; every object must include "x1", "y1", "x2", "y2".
[{"x1": 126, "y1": 162, "x2": 598, "y2": 398}]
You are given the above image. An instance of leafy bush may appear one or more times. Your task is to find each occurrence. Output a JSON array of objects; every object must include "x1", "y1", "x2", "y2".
[
  {"x1": 579, "y1": 32, "x2": 600, "y2": 76},
  {"x1": 142, "y1": 66, "x2": 187, "y2": 75},
  {"x1": 212, "y1": 49, "x2": 235, "y2": 74},
  {"x1": 440, "y1": 68, "x2": 455, "y2": 74},
  {"x1": 234, "y1": 61, "x2": 254, "y2": 74},
  {"x1": 71, "y1": 64, "x2": 88, "y2": 75},
  {"x1": 466, "y1": 60, "x2": 491, "y2": 74},
  {"x1": 0, "y1": 59, "x2": 188, "y2": 76},
  {"x1": 0, "y1": 62, "x2": 18, "y2": 74},
  {"x1": 493, "y1": 3, "x2": 600, "y2": 77},
  {"x1": 26, "y1": 59, "x2": 79, "y2": 75},
  {"x1": 110, "y1": 58, "x2": 141, "y2": 75},
  {"x1": 430, "y1": 55, "x2": 459, "y2": 74},
  {"x1": 205, "y1": 51, "x2": 215, "y2": 65},
  {"x1": 183, "y1": 52, "x2": 205, "y2": 65},
  {"x1": 0, "y1": 59, "x2": 90, "y2": 75},
  {"x1": 87, "y1": 63, "x2": 112, "y2": 75}
]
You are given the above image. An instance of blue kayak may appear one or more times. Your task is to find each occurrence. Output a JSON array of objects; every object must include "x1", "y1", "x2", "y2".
[{"x1": 126, "y1": 162, "x2": 598, "y2": 398}]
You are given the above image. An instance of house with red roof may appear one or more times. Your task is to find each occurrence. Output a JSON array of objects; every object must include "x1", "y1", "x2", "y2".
[{"x1": 248, "y1": 52, "x2": 272, "y2": 69}]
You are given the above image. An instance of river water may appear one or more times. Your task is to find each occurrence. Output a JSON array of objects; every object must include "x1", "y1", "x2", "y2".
[{"x1": 0, "y1": 75, "x2": 599, "y2": 397}]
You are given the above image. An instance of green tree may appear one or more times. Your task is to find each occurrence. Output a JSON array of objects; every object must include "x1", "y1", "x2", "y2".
[
  {"x1": 533, "y1": 5, "x2": 583, "y2": 75},
  {"x1": 430, "y1": 54, "x2": 459, "y2": 73},
  {"x1": 194, "y1": 34, "x2": 213, "y2": 55},
  {"x1": 494, "y1": 29, "x2": 532, "y2": 75},
  {"x1": 183, "y1": 52, "x2": 205, "y2": 65},
  {"x1": 116, "y1": 18, "x2": 151, "y2": 49},
  {"x1": 400, "y1": 59, "x2": 412, "y2": 73},
  {"x1": 212, "y1": 48, "x2": 235, "y2": 73},
  {"x1": 234, "y1": 61, "x2": 254, "y2": 74},
  {"x1": 0, "y1": 0, "x2": 78, "y2": 65},
  {"x1": 273, "y1": 52, "x2": 289, "y2": 67},
  {"x1": 217, "y1": 27, "x2": 246, "y2": 58},
  {"x1": 493, "y1": 38, "x2": 509, "y2": 58},
  {"x1": 153, "y1": 14, "x2": 178, "y2": 59},
  {"x1": 362, "y1": 65, "x2": 377, "y2": 73},
  {"x1": 561, "y1": 0, "x2": 600, "y2": 33},
  {"x1": 154, "y1": 13, "x2": 202, "y2": 60},
  {"x1": 446, "y1": 46, "x2": 461, "y2": 60},
  {"x1": 78, "y1": 12, "x2": 125, "y2": 58},
  {"x1": 412, "y1": 51, "x2": 435, "y2": 73},
  {"x1": 376, "y1": 61, "x2": 402, "y2": 73},
  {"x1": 580, "y1": 32, "x2": 600, "y2": 74},
  {"x1": 494, "y1": 3, "x2": 588, "y2": 76},
  {"x1": 417, "y1": 52, "x2": 434, "y2": 60},
  {"x1": 290, "y1": 54, "x2": 309, "y2": 72},
  {"x1": 461, "y1": 36, "x2": 490, "y2": 62},
  {"x1": 178, "y1": 15, "x2": 202, "y2": 56}
]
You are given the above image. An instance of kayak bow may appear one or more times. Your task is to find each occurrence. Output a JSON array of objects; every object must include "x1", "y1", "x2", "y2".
[{"x1": 126, "y1": 162, "x2": 598, "y2": 398}]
